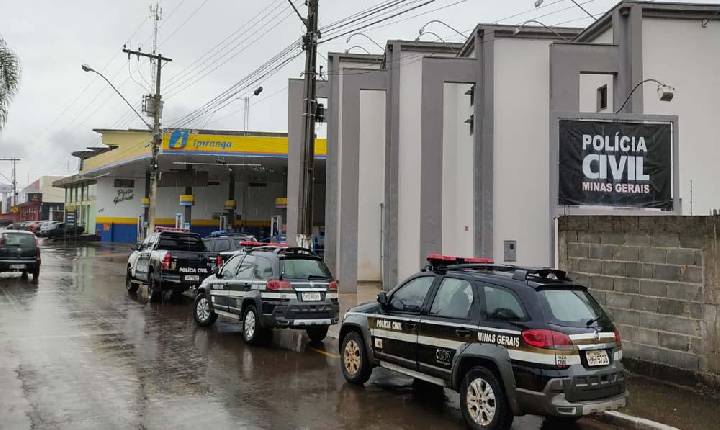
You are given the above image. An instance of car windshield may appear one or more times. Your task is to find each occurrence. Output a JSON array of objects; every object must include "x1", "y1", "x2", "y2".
[
  {"x1": 539, "y1": 288, "x2": 609, "y2": 328},
  {"x1": 157, "y1": 234, "x2": 206, "y2": 252},
  {"x1": 280, "y1": 258, "x2": 331, "y2": 280},
  {"x1": 2, "y1": 233, "x2": 35, "y2": 249}
]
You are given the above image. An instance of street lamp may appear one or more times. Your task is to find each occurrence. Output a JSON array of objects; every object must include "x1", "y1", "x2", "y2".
[
  {"x1": 415, "y1": 31, "x2": 446, "y2": 42},
  {"x1": 418, "y1": 19, "x2": 468, "y2": 39},
  {"x1": 514, "y1": 19, "x2": 570, "y2": 40},
  {"x1": 243, "y1": 86, "x2": 264, "y2": 131},
  {"x1": 346, "y1": 33, "x2": 384, "y2": 51},
  {"x1": 344, "y1": 45, "x2": 372, "y2": 54},
  {"x1": 616, "y1": 78, "x2": 675, "y2": 113},
  {"x1": 534, "y1": 0, "x2": 595, "y2": 20},
  {"x1": 81, "y1": 64, "x2": 152, "y2": 130}
]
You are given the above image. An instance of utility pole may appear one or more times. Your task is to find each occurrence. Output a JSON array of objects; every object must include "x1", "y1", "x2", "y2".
[
  {"x1": 123, "y1": 46, "x2": 172, "y2": 237},
  {"x1": 150, "y1": 1, "x2": 162, "y2": 90},
  {"x1": 0, "y1": 158, "x2": 20, "y2": 208},
  {"x1": 296, "y1": 0, "x2": 320, "y2": 249}
]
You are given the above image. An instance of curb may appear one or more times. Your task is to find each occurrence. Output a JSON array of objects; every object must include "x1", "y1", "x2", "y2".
[{"x1": 598, "y1": 411, "x2": 680, "y2": 430}]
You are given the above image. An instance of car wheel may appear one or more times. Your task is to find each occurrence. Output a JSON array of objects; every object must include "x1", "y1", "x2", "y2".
[
  {"x1": 306, "y1": 325, "x2": 329, "y2": 343},
  {"x1": 148, "y1": 273, "x2": 161, "y2": 303},
  {"x1": 242, "y1": 305, "x2": 267, "y2": 345},
  {"x1": 340, "y1": 331, "x2": 371, "y2": 385},
  {"x1": 193, "y1": 293, "x2": 217, "y2": 327},
  {"x1": 126, "y1": 268, "x2": 138, "y2": 294},
  {"x1": 460, "y1": 366, "x2": 513, "y2": 430},
  {"x1": 20, "y1": 271, "x2": 28, "y2": 279},
  {"x1": 32, "y1": 267, "x2": 40, "y2": 283}
]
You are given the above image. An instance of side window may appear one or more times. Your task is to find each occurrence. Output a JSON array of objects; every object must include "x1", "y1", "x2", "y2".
[
  {"x1": 254, "y1": 257, "x2": 274, "y2": 280},
  {"x1": 220, "y1": 255, "x2": 243, "y2": 279},
  {"x1": 215, "y1": 239, "x2": 231, "y2": 252},
  {"x1": 483, "y1": 285, "x2": 526, "y2": 321},
  {"x1": 236, "y1": 255, "x2": 256, "y2": 280},
  {"x1": 430, "y1": 278, "x2": 474, "y2": 320},
  {"x1": 389, "y1": 276, "x2": 435, "y2": 313}
]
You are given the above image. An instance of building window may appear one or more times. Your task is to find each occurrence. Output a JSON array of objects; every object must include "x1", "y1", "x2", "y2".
[
  {"x1": 596, "y1": 84, "x2": 608, "y2": 112},
  {"x1": 114, "y1": 179, "x2": 134, "y2": 188}
]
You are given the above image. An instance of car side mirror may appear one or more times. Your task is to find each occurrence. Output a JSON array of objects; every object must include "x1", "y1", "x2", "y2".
[{"x1": 377, "y1": 292, "x2": 388, "y2": 308}]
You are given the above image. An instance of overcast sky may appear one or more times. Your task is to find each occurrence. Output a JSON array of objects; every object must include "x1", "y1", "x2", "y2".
[{"x1": 0, "y1": 0, "x2": 712, "y2": 188}]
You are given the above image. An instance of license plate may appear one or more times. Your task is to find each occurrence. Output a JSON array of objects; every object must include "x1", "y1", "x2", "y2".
[
  {"x1": 301, "y1": 292, "x2": 322, "y2": 302},
  {"x1": 586, "y1": 350, "x2": 610, "y2": 367},
  {"x1": 10, "y1": 264, "x2": 26, "y2": 270},
  {"x1": 184, "y1": 275, "x2": 200, "y2": 281}
]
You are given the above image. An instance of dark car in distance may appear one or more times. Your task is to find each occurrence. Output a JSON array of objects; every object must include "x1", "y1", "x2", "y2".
[{"x1": 0, "y1": 230, "x2": 41, "y2": 281}]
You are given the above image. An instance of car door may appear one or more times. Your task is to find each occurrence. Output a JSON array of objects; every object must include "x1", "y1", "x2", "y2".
[
  {"x1": 210, "y1": 254, "x2": 244, "y2": 312},
  {"x1": 224, "y1": 254, "x2": 256, "y2": 314},
  {"x1": 417, "y1": 276, "x2": 480, "y2": 380},
  {"x1": 135, "y1": 234, "x2": 156, "y2": 281},
  {"x1": 476, "y1": 283, "x2": 527, "y2": 360},
  {"x1": 369, "y1": 275, "x2": 436, "y2": 370}
]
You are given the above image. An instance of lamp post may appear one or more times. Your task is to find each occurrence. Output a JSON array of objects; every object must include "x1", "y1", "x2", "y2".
[
  {"x1": 81, "y1": 65, "x2": 152, "y2": 130},
  {"x1": 534, "y1": 0, "x2": 595, "y2": 20},
  {"x1": 514, "y1": 19, "x2": 570, "y2": 40},
  {"x1": 346, "y1": 33, "x2": 384, "y2": 51},
  {"x1": 616, "y1": 78, "x2": 675, "y2": 113},
  {"x1": 243, "y1": 86, "x2": 264, "y2": 131},
  {"x1": 418, "y1": 19, "x2": 468, "y2": 39}
]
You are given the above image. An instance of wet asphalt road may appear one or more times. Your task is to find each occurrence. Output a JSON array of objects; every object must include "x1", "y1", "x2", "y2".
[{"x1": 0, "y1": 243, "x2": 619, "y2": 430}]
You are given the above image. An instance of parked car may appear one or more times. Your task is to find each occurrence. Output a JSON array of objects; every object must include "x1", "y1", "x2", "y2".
[
  {"x1": 193, "y1": 247, "x2": 339, "y2": 344},
  {"x1": 43, "y1": 223, "x2": 85, "y2": 238},
  {"x1": 36, "y1": 221, "x2": 62, "y2": 237},
  {"x1": 0, "y1": 230, "x2": 41, "y2": 281},
  {"x1": 126, "y1": 228, "x2": 215, "y2": 302},
  {"x1": 203, "y1": 233, "x2": 261, "y2": 265},
  {"x1": 338, "y1": 254, "x2": 626, "y2": 430}
]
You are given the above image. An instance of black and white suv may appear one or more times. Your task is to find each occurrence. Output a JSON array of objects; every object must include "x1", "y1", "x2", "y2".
[
  {"x1": 193, "y1": 247, "x2": 339, "y2": 344},
  {"x1": 339, "y1": 254, "x2": 626, "y2": 430}
]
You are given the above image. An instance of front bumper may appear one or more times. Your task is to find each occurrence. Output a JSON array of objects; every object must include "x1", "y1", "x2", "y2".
[{"x1": 261, "y1": 300, "x2": 340, "y2": 328}]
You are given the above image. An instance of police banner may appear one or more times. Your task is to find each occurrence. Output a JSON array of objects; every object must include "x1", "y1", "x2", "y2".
[{"x1": 558, "y1": 119, "x2": 673, "y2": 209}]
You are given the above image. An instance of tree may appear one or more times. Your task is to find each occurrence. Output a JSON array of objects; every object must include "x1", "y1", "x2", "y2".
[{"x1": 0, "y1": 37, "x2": 20, "y2": 130}]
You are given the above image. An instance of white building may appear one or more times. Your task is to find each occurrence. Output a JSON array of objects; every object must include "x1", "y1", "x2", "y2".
[{"x1": 311, "y1": 0, "x2": 720, "y2": 292}]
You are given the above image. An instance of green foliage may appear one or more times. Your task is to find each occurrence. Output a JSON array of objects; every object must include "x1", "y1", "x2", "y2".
[{"x1": 0, "y1": 37, "x2": 21, "y2": 129}]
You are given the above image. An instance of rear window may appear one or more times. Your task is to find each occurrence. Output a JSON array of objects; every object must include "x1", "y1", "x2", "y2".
[
  {"x1": 157, "y1": 234, "x2": 206, "y2": 252},
  {"x1": 2, "y1": 233, "x2": 36, "y2": 249},
  {"x1": 280, "y1": 258, "x2": 331, "y2": 280},
  {"x1": 539, "y1": 288, "x2": 609, "y2": 327}
]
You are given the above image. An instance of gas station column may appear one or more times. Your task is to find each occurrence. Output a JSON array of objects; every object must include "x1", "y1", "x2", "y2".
[
  {"x1": 225, "y1": 167, "x2": 236, "y2": 231},
  {"x1": 179, "y1": 165, "x2": 193, "y2": 228}
]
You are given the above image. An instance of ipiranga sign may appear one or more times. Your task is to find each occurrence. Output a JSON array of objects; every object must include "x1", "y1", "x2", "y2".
[{"x1": 558, "y1": 119, "x2": 673, "y2": 210}]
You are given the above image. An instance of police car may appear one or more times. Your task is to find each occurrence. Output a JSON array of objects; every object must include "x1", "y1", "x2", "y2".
[
  {"x1": 339, "y1": 254, "x2": 626, "y2": 430},
  {"x1": 193, "y1": 247, "x2": 339, "y2": 344}
]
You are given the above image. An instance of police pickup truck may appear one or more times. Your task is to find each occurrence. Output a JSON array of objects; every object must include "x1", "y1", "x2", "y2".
[
  {"x1": 126, "y1": 228, "x2": 214, "y2": 302},
  {"x1": 339, "y1": 254, "x2": 626, "y2": 430}
]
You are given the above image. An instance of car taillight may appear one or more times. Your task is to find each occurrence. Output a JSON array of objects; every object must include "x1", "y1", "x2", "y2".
[
  {"x1": 215, "y1": 254, "x2": 223, "y2": 268},
  {"x1": 266, "y1": 279, "x2": 292, "y2": 291},
  {"x1": 521, "y1": 329, "x2": 573, "y2": 349},
  {"x1": 614, "y1": 328, "x2": 622, "y2": 347},
  {"x1": 328, "y1": 280, "x2": 338, "y2": 291},
  {"x1": 161, "y1": 252, "x2": 172, "y2": 270}
]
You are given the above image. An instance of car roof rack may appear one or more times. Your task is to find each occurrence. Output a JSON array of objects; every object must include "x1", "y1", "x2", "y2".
[
  {"x1": 277, "y1": 247, "x2": 318, "y2": 257},
  {"x1": 155, "y1": 226, "x2": 191, "y2": 233},
  {"x1": 425, "y1": 253, "x2": 495, "y2": 272}
]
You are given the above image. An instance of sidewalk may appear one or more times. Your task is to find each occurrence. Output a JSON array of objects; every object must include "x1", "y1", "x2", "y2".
[{"x1": 603, "y1": 373, "x2": 720, "y2": 430}]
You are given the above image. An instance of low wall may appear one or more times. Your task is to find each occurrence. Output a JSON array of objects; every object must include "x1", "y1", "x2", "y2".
[{"x1": 558, "y1": 215, "x2": 720, "y2": 387}]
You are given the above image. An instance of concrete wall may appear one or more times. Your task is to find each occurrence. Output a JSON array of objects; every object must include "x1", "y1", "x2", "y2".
[
  {"x1": 642, "y1": 18, "x2": 720, "y2": 215},
  {"x1": 397, "y1": 51, "x2": 424, "y2": 280},
  {"x1": 579, "y1": 74, "x2": 614, "y2": 113},
  {"x1": 442, "y1": 83, "x2": 474, "y2": 256},
  {"x1": 493, "y1": 38, "x2": 553, "y2": 266},
  {"x1": 558, "y1": 215, "x2": 720, "y2": 387},
  {"x1": 356, "y1": 90, "x2": 386, "y2": 281}
]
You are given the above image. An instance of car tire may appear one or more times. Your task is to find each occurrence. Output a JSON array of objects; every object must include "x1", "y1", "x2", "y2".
[
  {"x1": 148, "y1": 272, "x2": 162, "y2": 303},
  {"x1": 460, "y1": 366, "x2": 513, "y2": 430},
  {"x1": 126, "y1": 268, "x2": 138, "y2": 294},
  {"x1": 340, "y1": 331, "x2": 371, "y2": 385},
  {"x1": 306, "y1": 325, "x2": 329, "y2": 343},
  {"x1": 32, "y1": 267, "x2": 40, "y2": 283},
  {"x1": 242, "y1": 305, "x2": 268, "y2": 345},
  {"x1": 20, "y1": 271, "x2": 28, "y2": 279},
  {"x1": 193, "y1": 293, "x2": 217, "y2": 327}
]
